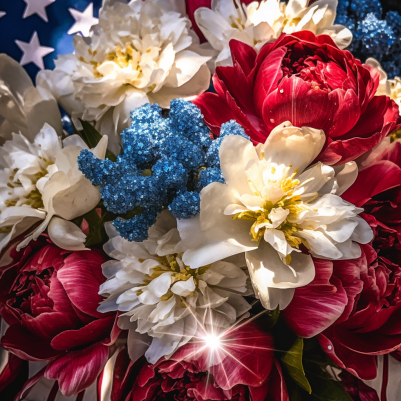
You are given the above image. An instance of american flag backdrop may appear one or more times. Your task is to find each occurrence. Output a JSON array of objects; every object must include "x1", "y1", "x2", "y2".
[{"x1": 0, "y1": 0, "x2": 102, "y2": 81}]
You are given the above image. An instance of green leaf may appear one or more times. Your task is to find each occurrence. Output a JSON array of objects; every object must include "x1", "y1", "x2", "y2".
[
  {"x1": 281, "y1": 337, "x2": 312, "y2": 394},
  {"x1": 290, "y1": 387, "x2": 303, "y2": 401},
  {"x1": 78, "y1": 119, "x2": 117, "y2": 162},
  {"x1": 265, "y1": 305, "x2": 280, "y2": 328},
  {"x1": 304, "y1": 363, "x2": 352, "y2": 401}
]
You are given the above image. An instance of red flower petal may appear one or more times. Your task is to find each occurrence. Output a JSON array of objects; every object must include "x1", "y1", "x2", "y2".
[
  {"x1": 45, "y1": 342, "x2": 109, "y2": 397},
  {"x1": 192, "y1": 92, "x2": 236, "y2": 136},
  {"x1": 283, "y1": 259, "x2": 349, "y2": 338},
  {"x1": 343, "y1": 161, "x2": 401, "y2": 207},
  {"x1": 50, "y1": 316, "x2": 115, "y2": 351},
  {"x1": 1, "y1": 324, "x2": 61, "y2": 361},
  {"x1": 57, "y1": 250, "x2": 107, "y2": 319}
]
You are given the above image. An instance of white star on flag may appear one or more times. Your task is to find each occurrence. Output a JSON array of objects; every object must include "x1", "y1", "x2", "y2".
[
  {"x1": 15, "y1": 31, "x2": 54, "y2": 70},
  {"x1": 23, "y1": 0, "x2": 55, "y2": 23},
  {"x1": 68, "y1": 3, "x2": 98, "y2": 37}
]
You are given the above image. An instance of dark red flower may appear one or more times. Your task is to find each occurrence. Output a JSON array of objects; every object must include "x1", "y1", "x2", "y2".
[
  {"x1": 109, "y1": 321, "x2": 288, "y2": 401},
  {"x1": 0, "y1": 236, "x2": 120, "y2": 397},
  {"x1": 283, "y1": 139, "x2": 401, "y2": 380},
  {"x1": 194, "y1": 33, "x2": 399, "y2": 165}
]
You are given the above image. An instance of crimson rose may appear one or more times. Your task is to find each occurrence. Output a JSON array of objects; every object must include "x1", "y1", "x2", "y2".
[
  {"x1": 110, "y1": 321, "x2": 288, "y2": 401},
  {"x1": 194, "y1": 32, "x2": 399, "y2": 165},
  {"x1": 0, "y1": 236, "x2": 119, "y2": 397},
  {"x1": 283, "y1": 138, "x2": 401, "y2": 380}
]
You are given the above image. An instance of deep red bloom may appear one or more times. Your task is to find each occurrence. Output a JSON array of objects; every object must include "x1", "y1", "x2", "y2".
[
  {"x1": 283, "y1": 139, "x2": 401, "y2": 380},
  {"x1": 0, "y1": 236, "x2": 120, "y2": 397},
  {"x1": 110, "y1": 321, "x2": 288, "y2": 401},
  {"x1": 194, "y1": 33, "x2": 399, "y2": 165}
]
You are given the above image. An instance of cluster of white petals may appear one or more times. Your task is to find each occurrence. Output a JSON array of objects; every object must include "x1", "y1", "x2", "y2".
[
  {"x1": 98, "y1": 211, "x2": 251, "y2": 364},
  {"x1": 195, "y1": 0, "x2": 352, "y2": 68},
  {"x1": 366, "y1": 58, "x2": 401, "y2": 114},
  {"x1": 0, "y1": 55, "x2": 62, "y2": 144},
  {"x1": 38, "y1": 0, "x2": 212, "y2": 154},
  {"x1": 178, "y1": 122, "x2": 373, "y2": 310},
  {"x1": 0, "y1": 123, "x2": 107, "y2": 253}
]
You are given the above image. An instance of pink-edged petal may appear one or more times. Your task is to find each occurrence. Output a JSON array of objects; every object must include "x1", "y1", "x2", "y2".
[
  {"x1": 50, "y1": 316, "x2": 115, "y2": 351},
  {"x1": 1, "y1": 324, "x2": 61, "y2": 361},
  {"x1": 45, "y1": 342, "x2": 109, "y2": 397},
  {"x1": 283, "y1": 259, "x2": 348, "y2": 338},
  {"x1": 172, "y1": 321, "x2": 274, "y2": 390},
  {"x1": 57, "y1": 250, "x2": 108, "y2": 319}
]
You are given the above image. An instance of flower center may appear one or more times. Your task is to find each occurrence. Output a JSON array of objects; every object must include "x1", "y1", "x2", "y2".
[
  {"x1": 390, "y1": 128, "x2": 401, "y2": 143},
  {"x1": 3, "y1": 160, "x2": 53, "y2": 209},
  {"x1": 137, "y1": 254, "x2": 211, "y2": 303},
  {"x1": 233, "y1": 168, "x2": 312, "y2": 254},
  {"x1": 80, "y1": 44, "x2": 159, "y2": 93}
]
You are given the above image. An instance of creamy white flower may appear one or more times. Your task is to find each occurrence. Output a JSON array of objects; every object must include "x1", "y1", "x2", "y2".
[
  {"x1": 0, "y1": 124, "x2": 107, "y2": 252},
  {"x1": 178, "y1": 121, "x2": 372, "y2": 310},
  {"x1": 0, "y1": 55, "x2": 62, "y2": 144},
  {"x1": 98, "y1": 210, "x2": 252, "y2": 364},
  {"x1": 195, "y1": 0, "x2": 352, "y2": 68},
  {"x1": 37, "y1": 0, "x2": 212, "y2": 154},
  {"x1": 366, "y1": 57, "x2": 401, "y2": 113}
]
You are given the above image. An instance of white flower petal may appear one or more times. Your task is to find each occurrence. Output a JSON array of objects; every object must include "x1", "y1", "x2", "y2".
[
  {"x1": 171, "y1": 277, "x2": 196, "y2": 297},
  {"x1": 261, "y1": 122, "x2": 326, "y2": 174},
  {"x1": 246, "y1": 240, "x2": 315, "y2": 291},
  {"x1": 219, "y1": 135, "x2": 260, "y2": 197},
  {"x1": 47, "y1": 217, "x2": 88, "y2": 251},
  {"x1": 297, "y1": 229, "x2": 343, "y2": 259},
  {"x1": 264, "y1": 228, "x2": 293, "y2": 256}
]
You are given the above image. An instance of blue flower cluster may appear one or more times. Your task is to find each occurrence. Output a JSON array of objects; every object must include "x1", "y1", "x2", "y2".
[
  {"x1": 78, "y1": 99, "x2": 249, "y2": 242},
  {"x1": 335, "y1": 0, "x2": 401, "y2": 78}
]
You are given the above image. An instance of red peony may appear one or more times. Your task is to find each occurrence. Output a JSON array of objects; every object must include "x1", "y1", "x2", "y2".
[
  {"x1": 0, "y1": 236, "x2": 119, "y2": 397},
  {"x1": 194, "y1": 32, "x2": 399, "y2": 165},
  {"x1": 110, "y1": 321, "x2": 288, "y2": 401},
  {"x1": 283, "y1": 138, "x2": 401, "y2": 380}
]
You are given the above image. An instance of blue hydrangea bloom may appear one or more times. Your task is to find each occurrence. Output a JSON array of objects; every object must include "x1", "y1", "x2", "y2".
[
  {"x1": 335, "y1": 0, "x2": 401, "y2": 79},
  {"x1": 78, "y1": 99, "x2": 249, "y2": 242}
]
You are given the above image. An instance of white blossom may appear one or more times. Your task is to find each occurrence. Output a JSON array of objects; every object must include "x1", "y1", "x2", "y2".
[
  {"x1": 0, "y1": 124, "x2": 107, "y2": 252},
  {"x1": 37, "y1": 0, "x2": 212, "y2": 154},
  {"x1": 98, "y1": 211, "x2": 252, "y2": 364},
  {"x1": 178, "y1": 122, "x2": 373, "y2": 311},
  {"x1": 0, "y1": 55, "x2": 62, "y2": 144},
  {"x1": 195, "y1": 0, "x2": 352, "y2": 68}
]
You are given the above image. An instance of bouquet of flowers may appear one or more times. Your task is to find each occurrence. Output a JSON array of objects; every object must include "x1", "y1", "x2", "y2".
[{"x1": 0, "y1": 0, "x2": 401, "y2": 400}]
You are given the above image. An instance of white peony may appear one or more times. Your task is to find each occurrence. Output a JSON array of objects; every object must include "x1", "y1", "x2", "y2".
[
  {"x1": 0, "y1": 55, "x2": 62, "y2": 144},
  {"x1": 0, "y1": 124, "x2": 107, "y2": 252},
  {"x1": 366, "y1": 58, "x2": 401, "y2": 112},
  {"x1": 37, "y1": 0, "x2": 212, "y2": 154},
  {"x1": 194, "y1": 0, "x2": 352, "y2": 68},
  {"x1": 98, "y1": 210, "x2": 252, "y2": 364},
  {"x1": 178, "y1": 121, "x2": 373, "y2": 311}
]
